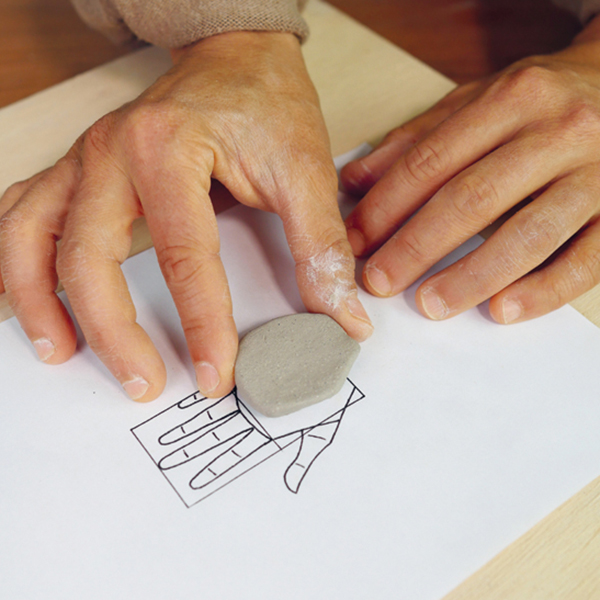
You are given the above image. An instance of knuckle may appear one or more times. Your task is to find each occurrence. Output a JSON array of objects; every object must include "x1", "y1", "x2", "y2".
[
  {"x1": 83, "y1": 116, "x2": 115, "y2": 157},
  {"x1": 398, "y1": 230, "x2": 433, "y2": 265},
  {"x1": 559, "y1": 101, "x2": 600, "y2": 141},
  {"x1": 2, "y1": 180, "x2": 29, "y2": 204},
  {"x1": 497, "y1": 63, "x2": 555, "y2": 104},
  {"x1": 566, "y1": 244, "x2": 600, "y2": 290},
  {"x1": 384, "y1": 125, "x2": 414, "y2": 145},
  {"x1": 368, "y1": 197, "x2": 399, "y2": 232},
  {"x1": 544, "y1": 277, "x2": 570, "y2": 309},
  {"x1": 121, "y1": 103, "x2": 178, "y2": 157},
  {"x1": 404, "y1": 139, "x2": 450, "y2": 185},
  {"x1": 119, "y1": 102, "x2": 213, "y2": 173},
  {"x1": 564, "y1": 184, "x2": 597, "y2": 217},
  {"x1": 512, "y1": 209, "x2": 563, "y2": 259},
  {"x1": 180, "y1": 319, "x2": 219, "y2": 342},
  {"x1": 295, "y1": 228, "x2": 351, "y2": 261},
  {"x1": 85, "y1": 330, "x2": 117, "y2": 358},
  {"x1": 158, "y1": 243, "x2": 218, "y2": 291},
  {"x1": 295, "y1": 236, "x2": 356, "y2": 307},
  {"x1": 448, "y1": 174, "x2": 499, "y2": 227}
]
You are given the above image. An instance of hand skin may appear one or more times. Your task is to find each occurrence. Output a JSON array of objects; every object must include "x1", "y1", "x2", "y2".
[
  {"x1": 0, "y1": 31, "x2": 372, "y2": 402},
  {"x1": 342, "y1": 14, "x2": 600, "y2": 326}
]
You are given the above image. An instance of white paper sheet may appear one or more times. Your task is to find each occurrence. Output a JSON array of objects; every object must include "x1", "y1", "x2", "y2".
[{"x1": 2, "y1": 148, "x2": 600, "y2": 600}]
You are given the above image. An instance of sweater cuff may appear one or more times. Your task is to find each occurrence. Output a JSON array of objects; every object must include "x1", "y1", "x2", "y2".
[
  {"x1": 71, "y1": 0, "x2": 309, "y2": 48},
  {"x1": 552, "y1": 0, "x2": 600, "y2": 22}
]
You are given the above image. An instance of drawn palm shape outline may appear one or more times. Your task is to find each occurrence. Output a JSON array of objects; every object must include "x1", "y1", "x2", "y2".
[{"x1": 132, "y1": 380, "x2": 365, "y2": 504}]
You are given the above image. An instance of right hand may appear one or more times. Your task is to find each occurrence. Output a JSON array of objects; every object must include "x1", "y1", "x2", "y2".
[{"x1": 0, "y1": 31, "x2": 372, "y2": 402}]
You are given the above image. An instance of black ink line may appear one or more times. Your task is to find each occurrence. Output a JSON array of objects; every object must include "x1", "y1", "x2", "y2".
[
  {"x1": 131, "y1": 378, "x2": 367, "y2": 507},
  {"x1": 131, "y1": 429, "x2": 189, "y2": 508},
  {"x1": 186, "y1": 443, "x2": 283, "y2": 507}
]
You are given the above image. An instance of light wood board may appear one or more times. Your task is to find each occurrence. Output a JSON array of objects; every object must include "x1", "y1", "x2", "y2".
[{"x1": 1, "y1": 1, "x2": 600, "y2": 597}]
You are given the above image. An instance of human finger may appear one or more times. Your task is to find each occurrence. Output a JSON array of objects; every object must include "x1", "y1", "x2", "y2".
[
  {"x1": 279, "y1": 165, "x2": 373, "y2": 342},
  {"x1": 159, "y1": 395, "x2": 238, "y2": 446},
  {"x1": 341, "y1": 81, "x2": 483, "y2": 195},
  {"x1": 361, "y1": 125, "x2": 589, "y2": 297},
  {"x1": 413, "y1": 174, "x2": 598, "y2": 320},
  {"x1": 284, "y1": 420, "x2": 339, "y2": 493},
  {"x1": 0, "y1": 158, "x2": 80, "y2": 362},
  {"x1": 189, "y1": 428, "x2": 268, "y2": 490},
  {"x1": 57, "y1": 146, "x2": 166, "y2": 402},
  {"x1": 159, "y1": 411, "x2": 252, "y2": 470},
  {"x1": 0, "y1": 169, "x2": 51, "y2": 218},
  {"x1": 0, "y1": 169, "x2": 52, "y2": 294},
  {"x1": 131, "y1": 146, "x2": 238, "y2": 399},
  {"x1": 489, "y1": 205, "x2": 600, "y2": 322},
  {"x1": 344, "y1": 85, "x2": 524, "y2": 258}
]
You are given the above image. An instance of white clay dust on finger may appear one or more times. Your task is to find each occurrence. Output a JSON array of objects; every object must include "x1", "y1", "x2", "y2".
[{"x1": 297, "y1": 244, "x2": 373, "y2": 340}]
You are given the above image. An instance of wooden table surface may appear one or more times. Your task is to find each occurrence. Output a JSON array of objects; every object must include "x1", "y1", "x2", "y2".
[
  {"x1": 0, "y1": 0, "x2": 582, "y2": 109},
  {"x1": 2, "y1": 1, "x2": 600, "y2": 598}
]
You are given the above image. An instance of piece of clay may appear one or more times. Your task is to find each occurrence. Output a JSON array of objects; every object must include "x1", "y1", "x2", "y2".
[{"x1": 235, "y1": 313, "x2": 360, "y2": 418}]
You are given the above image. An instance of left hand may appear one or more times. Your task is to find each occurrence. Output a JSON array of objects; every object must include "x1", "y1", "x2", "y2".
[{"x1": 341, "y1": 18, "x2": 600, "y2": 324}]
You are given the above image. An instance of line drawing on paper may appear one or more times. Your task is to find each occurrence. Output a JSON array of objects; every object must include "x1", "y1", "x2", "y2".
[{"x1": 131, "y1": 379, "x2": 365, "y2": 507}]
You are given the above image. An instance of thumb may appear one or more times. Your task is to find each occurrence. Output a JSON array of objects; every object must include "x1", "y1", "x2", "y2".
[
  {"x1": 283, "y1": 420, "x2": 341, "y2": 493},
  {"x1": 280, "y1": 175, "x2": 373, "y2": 341}
]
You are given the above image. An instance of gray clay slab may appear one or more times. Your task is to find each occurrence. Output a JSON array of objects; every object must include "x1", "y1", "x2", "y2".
[{"x1": 235, "y1": 314, "x2": 360, "y2": 417}]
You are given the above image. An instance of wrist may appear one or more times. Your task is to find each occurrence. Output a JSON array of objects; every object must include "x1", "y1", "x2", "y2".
[{"x1": 170, "y1": 31, "x2": 301, "y2": 66}]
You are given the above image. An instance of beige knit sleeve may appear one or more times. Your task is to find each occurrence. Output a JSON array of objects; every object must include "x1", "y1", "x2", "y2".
[
  {"x1": 552, "y1": 0, "x2": 600, "y2": 21},
  {"x1": 70, "y1": 0, "x2": 309, "y2": 48}
]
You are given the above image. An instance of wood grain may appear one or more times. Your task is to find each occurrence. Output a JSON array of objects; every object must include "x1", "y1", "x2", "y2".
[
  {"x1": 327, "y1": 0, "x2": 581, "y2": 84},
  {"x1": 444, "y1": 475, "x2": 600, "y2": 599},
  {"x1": 0, "y1": 0, "x2": 582, "y2": 109},
  {"x1": 0, "y1": 0, "x2": 134, "y2": 108}
]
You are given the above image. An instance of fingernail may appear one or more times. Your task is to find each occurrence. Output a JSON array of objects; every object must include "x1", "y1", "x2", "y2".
[
  {"x1": 365, "y1": 264, "x2": 392, "y2": 296},
  {"x1": 345, "y1": 294, "x2": 374, "y2": 340},
  {"x1": 122, "y1": 375, "x2": 149, "y2": 400},
  {"x1": 420, "y1": 287, "x2": 449, "y2": 320},
  {"x1": 501, "y1": 298, "x2": 523, "y2": 324},
  {"x1": 195, "y1": 361, "x2": 220, "y2": 395},
  {"x1": 346, "y1": 227, "x2": 366, "y2": 256},
  {"x1": 33, "y1": 337, "x2": 55, "y2": 362}
]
